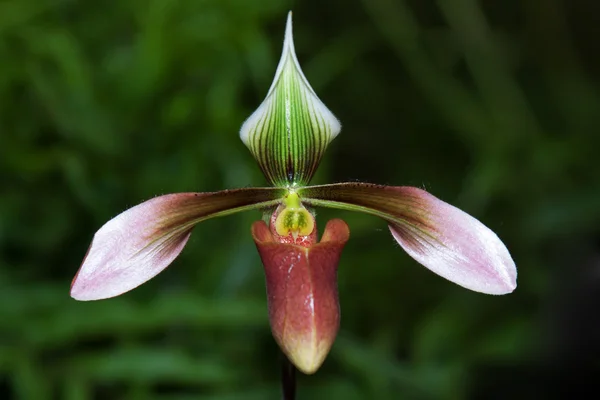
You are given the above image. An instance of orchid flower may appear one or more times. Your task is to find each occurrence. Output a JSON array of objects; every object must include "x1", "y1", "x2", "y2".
[{"x1": 70, "y1": 12, "x2": 516, "y2": 375}]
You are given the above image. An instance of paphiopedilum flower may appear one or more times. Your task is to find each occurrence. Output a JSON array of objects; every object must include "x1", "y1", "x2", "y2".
[{"x1": 70, "y1": 12, "x2": 516, "y2": 375}]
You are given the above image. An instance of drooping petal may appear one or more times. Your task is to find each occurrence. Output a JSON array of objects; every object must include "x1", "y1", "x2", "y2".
[
  {"x1": 71, "y1": 188, "x2": 285, "y2": 301},
  {"x1": 298, "y1": 183, "x2": 516, "y2": 295},
  {"x1": 239, "y1": 12, "x2": 341, "y2": 187},
  {"x1": 252, "y1": 219, "x2": 350, "y2": 374}
]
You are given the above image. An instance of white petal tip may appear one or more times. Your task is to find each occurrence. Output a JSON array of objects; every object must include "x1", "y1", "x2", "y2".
[
  {"x1": 285, "y1": 11, "x2": 293, "y2": 46},
  {"x1": 70, "y1": 288, "x2": 103, "y2": 302},
  {"x1": 487, "y1": 268, "x2": 517, "y2": 295}
]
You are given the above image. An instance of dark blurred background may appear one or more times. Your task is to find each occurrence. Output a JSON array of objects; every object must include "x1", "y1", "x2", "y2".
[{"x1": 1, "y1": 0, "x2": 599, "y2": 398}]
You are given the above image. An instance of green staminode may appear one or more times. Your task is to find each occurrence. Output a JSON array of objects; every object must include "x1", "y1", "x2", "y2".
[
  {"x1": 274, "y1": 191, "x2": 315, "y2": 238},
  {"x1": 240, "y1": 12, "x2": 341, "y2": 188}
]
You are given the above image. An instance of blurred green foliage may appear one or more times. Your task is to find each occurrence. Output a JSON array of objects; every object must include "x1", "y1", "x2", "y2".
[{"x1": 1, "y1": 0, "x2": 599, "y2": 398}]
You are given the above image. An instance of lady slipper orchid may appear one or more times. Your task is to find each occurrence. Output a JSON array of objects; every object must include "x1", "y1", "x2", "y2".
[{"x1": 70, "y1": 12, "x2": 517, "y2": 375}]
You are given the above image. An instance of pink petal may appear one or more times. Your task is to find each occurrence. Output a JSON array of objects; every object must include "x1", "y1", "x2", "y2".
[
  {"x1": 389, "y1": 188, "x2": 516, "y2": 294},
  {"x1": 298, "y1": 183, "x2": 517, "y2": 295},
  {"x1": 71, "y1": 194, "x2": 193, "y2": 301},
  {"x1": 71, "y1": 188, "x2": 284, "y2": 301}
]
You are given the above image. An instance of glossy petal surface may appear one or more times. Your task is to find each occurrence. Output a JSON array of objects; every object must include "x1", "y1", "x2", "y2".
[
  {"x1": 299, "y1": 183, "x2": 516, "y2": 294},
  {"x1": 252, "y1": 219, "x2": 350, "y2": 374},
  {"x1": 71, "y1": 188, "x2": 285, "y2": 300}
]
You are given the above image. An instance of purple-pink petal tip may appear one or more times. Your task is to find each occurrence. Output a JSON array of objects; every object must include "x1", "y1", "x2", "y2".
[
  {"x1": 70, "y1": 194, "x2": 194, "y2": 301},
  {"x1": 390, "y1": 187, "x2": 516, "y2": 295}
]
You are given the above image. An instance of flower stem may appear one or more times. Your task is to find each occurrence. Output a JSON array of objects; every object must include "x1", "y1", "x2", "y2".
[{"x1": 281, "y1": 353, "x2": 296, "y2": 400}]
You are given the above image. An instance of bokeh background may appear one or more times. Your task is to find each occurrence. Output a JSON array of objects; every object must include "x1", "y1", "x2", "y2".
[{"x1": 1, "y1": 0, "x2": 599, "y2": 398}]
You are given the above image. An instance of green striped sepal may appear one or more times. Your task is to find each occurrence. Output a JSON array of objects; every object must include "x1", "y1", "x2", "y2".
[{"x1": 240, "y1": 12, "x2": 341, "y2": 188}]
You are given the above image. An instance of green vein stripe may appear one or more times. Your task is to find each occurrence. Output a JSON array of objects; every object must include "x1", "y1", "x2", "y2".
[{"x1": 245, "y1": 59, "x2": 337, "y2": 187}]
